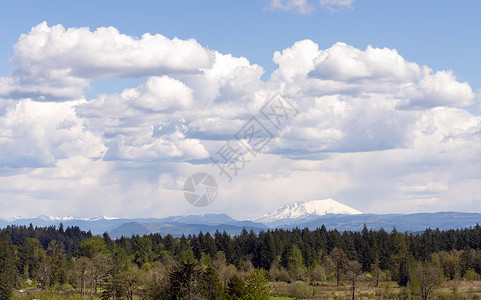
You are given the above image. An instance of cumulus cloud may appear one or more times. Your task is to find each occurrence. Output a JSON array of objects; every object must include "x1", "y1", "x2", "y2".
[
  {"x1": 0, "y1": 22, "x2": 213, "y2": 100},
  {"x1": 0, "y1": 99, "x2": 105, "y2": 168},
  {"x1": 121, "y1": 76, "x2": 194, "y2": 112},
  {"x1": 273, "y1": 41, "x2": 475, "y2": 108},
  {"x1": 76, "y1": 76, "x2": 209, "y2": 162}
]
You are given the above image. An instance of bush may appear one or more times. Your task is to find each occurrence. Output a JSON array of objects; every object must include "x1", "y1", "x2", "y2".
[
  {"x1": 310, "y1": 265, "x2": 326, "y2": 282},
  {"x1": 291, "y1": 281, "x2": 314, "y2": 299},
  {"x1": 464, "y1": 269, "x2": 480, "y2": 281}
]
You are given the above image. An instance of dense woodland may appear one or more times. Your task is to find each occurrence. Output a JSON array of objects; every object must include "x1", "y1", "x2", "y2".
[{"x1": 2, "y1": 224, "x2": 481, "y2": 299}]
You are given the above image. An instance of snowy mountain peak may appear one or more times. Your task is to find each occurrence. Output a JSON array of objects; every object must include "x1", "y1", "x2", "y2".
[{"x1": 254, "y1": 199, "x2": 362, "y2": 224}]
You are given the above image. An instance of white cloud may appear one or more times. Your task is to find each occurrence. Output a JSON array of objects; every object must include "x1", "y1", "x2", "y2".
[
  {"x1": 0, "y1": 99, "x2": 105, "y2": 168},
  {"x1": 269, "y1": 0, "x2": 316, "y2": 15},
  {"x1": 272, "y1": 39, "x2": 320, "y2": 81},
  {"x1": 320, "y1": 0, "x2": 354, "y2": 11},
  {"x1": 0, "y1": 22, "x2": 213, "y2": 100},
  {"x1": 76, "y1": 76, "x2": 209, "y2": 162},
  {"x1": 121, "y1": 76, "x2": 194, "y2": 112},
  {"x1": 269, "y1": 0, "x2": 354, "y2": 14},
  {"x1": 274, "y1": 41, "x2": 475, "y2": 108}
]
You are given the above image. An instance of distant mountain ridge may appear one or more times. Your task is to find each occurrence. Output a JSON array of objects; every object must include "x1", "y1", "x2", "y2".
[
  {"x1": 0, "y1": 214, "x2": 268, "y2": 237},
  {"x1": 282, "y1": 212, "x2": 481, "y2": 232},
  {"x1": 1, "y1": 201, "x2": 480, "y2": 237}
]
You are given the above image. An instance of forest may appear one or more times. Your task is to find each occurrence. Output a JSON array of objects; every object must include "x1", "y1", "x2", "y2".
[{"x1": 1, "y1": 223, "x2": 481, "y2": 299}]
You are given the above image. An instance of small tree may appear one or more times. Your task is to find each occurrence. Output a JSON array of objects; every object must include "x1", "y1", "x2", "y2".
[
  {"x1": 75, "y1": 256, "x2": 90, "y2": 297},
  {"x1": 201, "y1": 265, "x2": 225, "y2": 300},
  {"x1": 117, "y1": 270, "x2": 141, "y2": 300},
  {"x1": 91, "y1": 254, "x2": 112, "y2": 294},
  {"x1": 45, "y1": 240, "x2": 66, "y2": 286},
  {"x1": 438, "y1": 251, "x2": 461, "y2": 280},
  {"x1": 169, "y1": 260, "x2": 203, "y2": 300},
  {"x1": 287, "y1": 245, "x2": 304, "y2": 280},
  {"x1": 142, "y1": 273, "x2": 170, "y2": 300},
  {"x1": 346, "y1": 260, "x2": 362, "y2": 300},
  {"x1": 77, "y1": 236, "x2": 107, "y2": 259},
  {"x1": 227, "y1": 275, "x2": 245, "y2": 299},
  {"x1": 243, "y1": 269, "x2": 270, "y2": 300},
  {"x1": 414, "y1": 264, "x2": 442, "y2": 300},
  {"x1": 330, "y1": 247, "x2": 348, "y2": 286},
  {"x1": 310, "y1": 264, "x2": 326, "y2": 282}
]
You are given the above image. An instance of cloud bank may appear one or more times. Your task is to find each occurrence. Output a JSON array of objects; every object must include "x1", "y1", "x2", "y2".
[{"x1": 0, "y1": 23, "x2": 480, "y2": 219}]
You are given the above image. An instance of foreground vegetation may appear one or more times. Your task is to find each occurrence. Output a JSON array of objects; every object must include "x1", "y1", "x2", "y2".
[{"x1": 2, "y1": 224, "x2": 481, "y2": 299}]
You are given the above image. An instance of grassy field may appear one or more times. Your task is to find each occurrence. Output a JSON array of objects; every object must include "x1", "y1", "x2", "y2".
[
  {"x1": 270, "y1": 280, "x2": 481, "y2": 299},
  {"x1": 13, "y1": 280, "x2": 481, "y2": 299}
]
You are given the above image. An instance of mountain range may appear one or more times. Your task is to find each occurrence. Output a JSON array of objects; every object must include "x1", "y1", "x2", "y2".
[
  {"x1": 2, "y1": 199, "x2": 480, "y2": 237},
  {"x1": 0, "y1": 214, "x2": 268, "y2": 238}
]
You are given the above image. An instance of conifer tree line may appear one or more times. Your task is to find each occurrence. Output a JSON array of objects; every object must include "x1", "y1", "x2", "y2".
[{"x1": 1, "y1": 223, "x2": 481, "y2": 299}]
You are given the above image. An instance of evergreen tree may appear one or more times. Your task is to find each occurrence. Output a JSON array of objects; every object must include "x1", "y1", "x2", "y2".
[
  {"x1": 169, "y1": 259, "x2": 203, "y2": 299},
  {"x1": 227, "y1": 275, "x2": 245, "y2": 300},
  {"x1": 254, "y1": 231, "x2": 276, "y2": 270},
  {"x1": 330, "y1": 247, "x2": 348, "y2": 286},
  {"x1": 17, "y1": 237, "x2": 45, "y2": 279},
  {"x1": 142, "y1": 274, "x2": 170, "y2": 300},
  {"x1": 286, "y1": 244, "x2": 303, "y2": 280},
  {"x1": 243, "y1": 268, "x2": 270, "y2": 300},
  {"x1": 45, "y1": 240, "x2": 66, "y2": 286},
  {"x1": 0, "y1": 234, "x2": 16, "y2": 300},
  {"x1": 132, "y1": 236, "x2": 153, "y2": 268},
  {"x1": 201, "y1": 265, "x2": 225, "y2": 300}
]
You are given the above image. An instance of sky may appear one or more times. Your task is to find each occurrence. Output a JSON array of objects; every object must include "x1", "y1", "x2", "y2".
[{"x1": 0, "y1": 0, "x2": 480, "y2": 219}]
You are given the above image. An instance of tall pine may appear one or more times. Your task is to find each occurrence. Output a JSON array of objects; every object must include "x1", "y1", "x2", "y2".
[{"x1": 0, "y1": 234, "x2": 16, "y2": 300}]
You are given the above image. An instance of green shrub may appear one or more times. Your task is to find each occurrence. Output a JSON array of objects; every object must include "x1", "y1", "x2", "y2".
[{"x1": 291, "y1": 281, "x2": 313, "y2": 299}]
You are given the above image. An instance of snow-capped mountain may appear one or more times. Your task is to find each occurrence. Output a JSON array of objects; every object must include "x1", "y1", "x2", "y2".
[
  {"x1": 1, "y1": 215, "x2": 119, "y2": 222},
  {"x1": 0, "y1": 214, "x2": 267, "y2": 237},
  {"x1": 254, "y1": 199, "x2": 362, "y2": 226}
]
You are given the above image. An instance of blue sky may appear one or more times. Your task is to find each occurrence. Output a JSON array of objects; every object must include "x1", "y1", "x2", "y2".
[
  {"x1": 0, "y1": 1, "x2": 480, "y2": 219},
  {"x1": 2, "y1": 1, "x2": 481, "y2": 94}
]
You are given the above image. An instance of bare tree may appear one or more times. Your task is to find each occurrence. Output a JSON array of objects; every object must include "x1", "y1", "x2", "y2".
[
  {"x1": 346, "y1": 260, "x2": 362, "y2": 300},
  {"x1": 414, "y1": 264, "x2": 442, "y2": 300}
]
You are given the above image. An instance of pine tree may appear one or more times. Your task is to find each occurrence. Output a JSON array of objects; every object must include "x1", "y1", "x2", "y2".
[
  {"x1": 330, "y1": 247, "x2": 348, "y2": 286},
  {"x1": 17, "y1": 237, "x2": 45, "y2": 279},
  {"x1": 201, "y1": 265, "x2": 225, "y2": 300},
  {"x1": 243, "y1": 269, "x2": 270, "y2": 300},
  {"x1": 254, "y1": 231, "x2": 276, "y2": 270},
  {"x1": 286, "y1": 244, "x2": 304, "y2": 280},
  {"x1": 227, "y1": 275, "x2": 245, "y2": 300},
  {"x1": 0, "y1": 234, "x2": 16, "y2": 300},
  {"x1": 169, "y1": 258, "x2": 203, "y2": 299}
]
